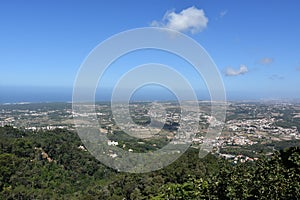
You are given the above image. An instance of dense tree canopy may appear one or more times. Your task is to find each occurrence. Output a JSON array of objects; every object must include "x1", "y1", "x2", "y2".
[{"x1": 0, "y1": 126, "x2": 299, "y2": 199}]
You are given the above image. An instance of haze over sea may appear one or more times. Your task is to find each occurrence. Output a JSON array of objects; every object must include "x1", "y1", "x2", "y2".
[
  {"x1": 1, "y1": 86, "x2": 299, "y2": 104},
  {"x1": 0, "y1": 86, "x2": 198, "y2": 104}
]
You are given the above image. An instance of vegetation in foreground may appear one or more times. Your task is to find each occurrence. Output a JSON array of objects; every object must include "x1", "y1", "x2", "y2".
[{"x1": 0, "y1": 126, "x2": 299, "y2": 199}]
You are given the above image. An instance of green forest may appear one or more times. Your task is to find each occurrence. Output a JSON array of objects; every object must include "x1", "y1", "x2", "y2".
[{"x1": 0, "y1": 126, "x2": 299, "y2": 199}]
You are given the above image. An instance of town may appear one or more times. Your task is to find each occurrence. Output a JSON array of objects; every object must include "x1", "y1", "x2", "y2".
[{"x1": 1, "y1": 101, "x2": 300, "y2": 163}]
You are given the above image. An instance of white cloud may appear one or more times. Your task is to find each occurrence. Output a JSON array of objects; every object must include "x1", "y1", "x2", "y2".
[
  {"x1": 225, "y1": 65, "x2": 248, "y2": 76},
  {"x1": 151, "y1": 6, "x2": 208, "y2": 34},
  {"x1": 219, "y1": 10, "x2": 228, "y2": 18},
  {"x1": 259, "y1": 57, "x2": 273, "y2": 65},
  {"x1": 269, "y1": 74, "x2": 284, "y2": 80}
]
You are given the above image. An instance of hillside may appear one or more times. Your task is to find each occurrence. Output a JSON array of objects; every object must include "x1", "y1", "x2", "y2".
[{"x1": 0, "y1": 126, "x2": 299, "y2": 199}]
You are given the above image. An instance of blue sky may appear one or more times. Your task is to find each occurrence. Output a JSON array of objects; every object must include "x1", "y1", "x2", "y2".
[{"x1": 0, "y1": 0, "x2": 300, "y2": 102}]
